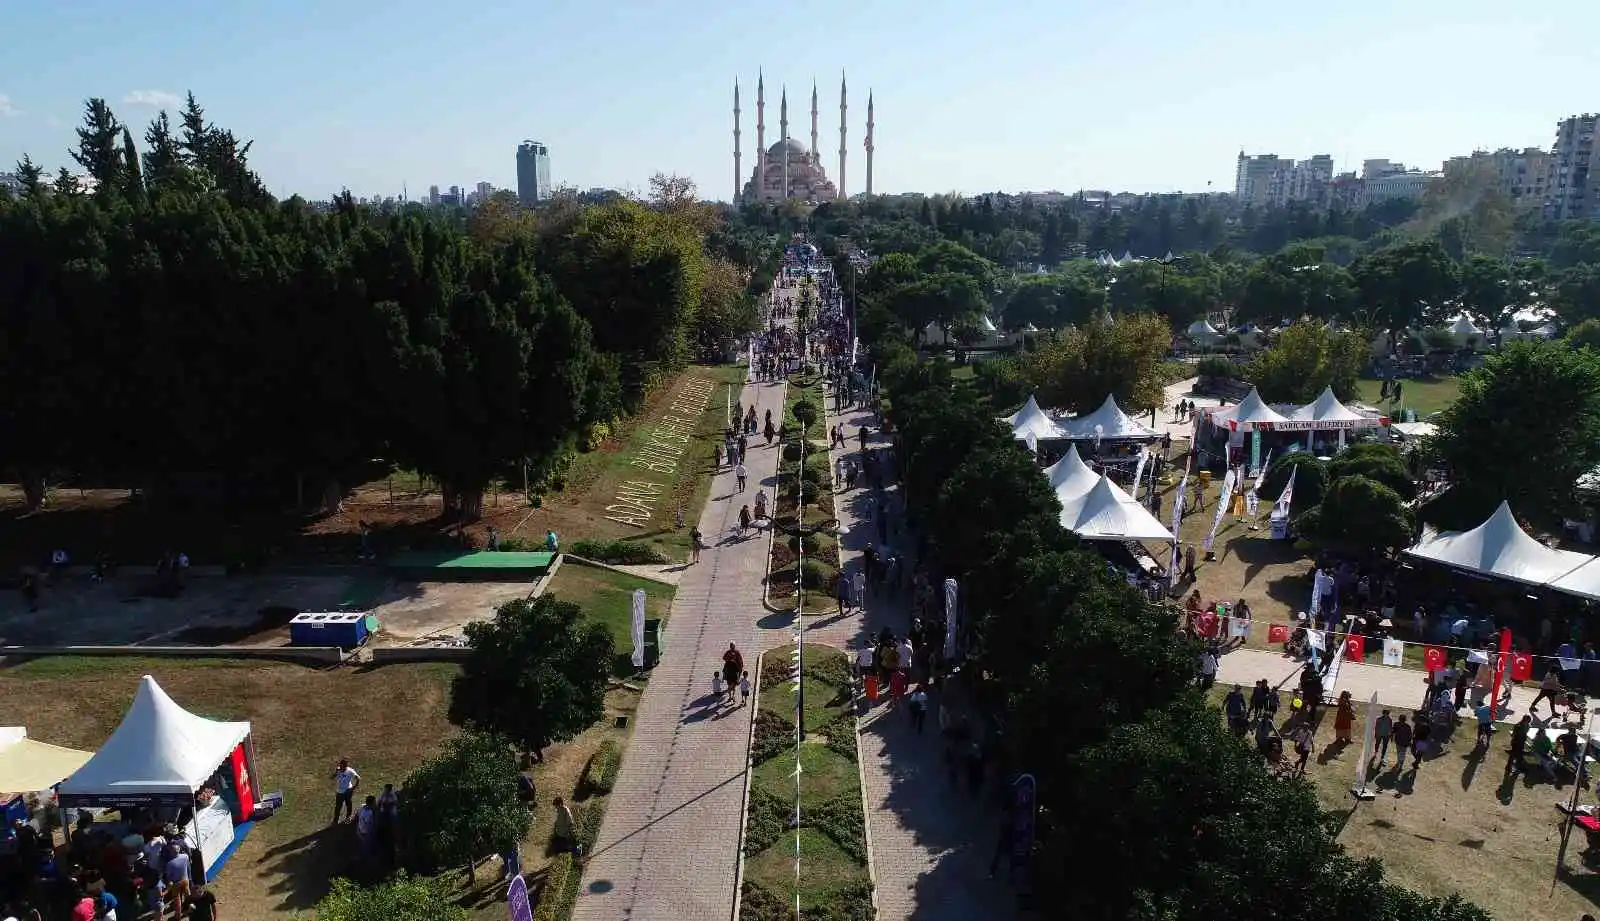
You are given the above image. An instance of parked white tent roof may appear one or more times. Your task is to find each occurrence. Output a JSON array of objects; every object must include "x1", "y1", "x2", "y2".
[
  {"x1": 979, "y1": 314, "x2": 998, "y2": 333},
  {"x1": 1449, "y1": 316, "x2": 1482, "y2": 336},
  {"x1": 1550, "y1": 558, "x2": 1600, "y2": 601},
  {"x1": 1209, "y1": 387, "x2": 1290, "y2": 431},
  {"x1": 1042, "y1": 444, "x2": 1100, "y2": 497},
  {"x1": 1289, "y1": 386, "x2": 1368, "y2": 424},
  {"x1": 0, "y1": 730, "x2": 92, "y2": 794},
  {"x1": 1002, "y1": 395, "x2": 1067, "y2": 442},
  {"x1": 1185, "y1": 319, "x2": 1220, "y2": 339},
  {"x1": 1058, "y1": 475, "x2": 1175, "y2": 542},
  {"x1": 1403, "y1": 501, "x2": 1590, "y2": 587},
  {"x1": 1060, "y1": 394, "x2": 1160, "y2": 440},
  {"x1": 58, "y1": 676, "x2": 251, "y2": 798},
  {"x1": 1121, "y1": 251, "x2": 1136, "y2": 263}
]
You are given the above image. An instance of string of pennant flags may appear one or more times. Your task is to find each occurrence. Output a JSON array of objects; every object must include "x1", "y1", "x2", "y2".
[{"x1": 1197, "y1": 612, "x2": 1582, "y2": 681}]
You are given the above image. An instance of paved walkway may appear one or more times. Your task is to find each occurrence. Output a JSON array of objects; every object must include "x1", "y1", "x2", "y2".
[
  {"x1": 571, "y1": 295, "x2": 794, "y2": 921},
  {"x1": 1216, "y1": 644, "x2": 1544, "y2": 719},
  {"x1": 809, "y1": 399, "x2": 1015, "y2": 921}
]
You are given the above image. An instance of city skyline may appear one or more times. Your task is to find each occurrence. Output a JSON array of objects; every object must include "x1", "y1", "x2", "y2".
[{"x1": 3, "y1": 0, "x2": 1598, "y2": 200}]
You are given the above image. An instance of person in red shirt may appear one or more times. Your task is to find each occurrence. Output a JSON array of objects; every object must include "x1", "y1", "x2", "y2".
[{"x1": 69, "y1": 884, "x2": 97, "y2": 921}]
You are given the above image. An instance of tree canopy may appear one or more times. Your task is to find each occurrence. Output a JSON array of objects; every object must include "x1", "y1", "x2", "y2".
[{"x1": 396, "y1": 731, "x2": 531, "y2": 876}]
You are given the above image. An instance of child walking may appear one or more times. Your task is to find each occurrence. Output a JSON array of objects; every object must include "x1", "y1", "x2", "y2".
[
  {"x1": 711, "y1": 671, "x2": 725, "y2": 703},
  {"x1": 740, "y1": 670, "x2": 752, "y2": 707}
]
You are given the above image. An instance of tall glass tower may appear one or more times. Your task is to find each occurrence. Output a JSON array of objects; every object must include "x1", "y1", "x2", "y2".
[{"x1": 516, "y1": 141, "x2": 551, "y2": 204}]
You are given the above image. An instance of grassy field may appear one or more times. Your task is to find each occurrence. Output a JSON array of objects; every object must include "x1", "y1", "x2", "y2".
[
  {"x1": 1354, "y1": 374, "x2": 1463, "y2": 420},
  {"x1": 741, "y1": 646, "x2": 872, "y2": 921},
  {"x1": 1204, "y1": 689, "x2": 1600, "y2": 920},
  {"x1": 0, "y1": 606, "x2": 658, "y2": 919},
  {"x1": 540, "y1": 560, "x2": 673, "y2": 677}
]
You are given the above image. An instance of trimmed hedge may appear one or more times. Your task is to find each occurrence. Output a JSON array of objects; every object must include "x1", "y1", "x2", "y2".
[
  {"x1": 743, "y1": 786, "x2": 791, "y2": 856},
  {"x1": 740, "y1": 880, "x2": 792, "y2": 921},
  {"x1": 571, "y1": 538, "x2": 671, "y2": 565},
  {"x1": 580, "y1": 740, "x2": 621, "y2": 797},
  {"x1": 531, "y1": 799, "x2": 603, "y2": 921},
  {"x1": 751, "y1": 709, "x2": 792, "y2": 765},
  {"x1": 812, "y1": 790, "x2": 867, "y2": 863},
  {"x1": 820, "y1": 716, "x2": 857, "y2": 763}
]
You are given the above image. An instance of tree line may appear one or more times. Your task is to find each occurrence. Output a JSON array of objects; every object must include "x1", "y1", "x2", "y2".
[
  {"x1": 872, "y1": 341, "x2": 1491, "y2": 921},
  {"x1": 0, "y1": 95, "x2": 765, "y2": 517}
]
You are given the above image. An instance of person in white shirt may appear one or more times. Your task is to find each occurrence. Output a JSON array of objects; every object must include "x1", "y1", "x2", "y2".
[
  {"x1": 355, "y1": 796, "x2": 377, "y2": 861},
  {"x1": 331, "y1": 759, "x2": 361, "y2": 825}
]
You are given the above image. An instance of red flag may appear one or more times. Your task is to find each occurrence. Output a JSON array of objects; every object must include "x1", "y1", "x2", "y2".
[
  {"x1": 1423, "y1": 646, "x2": 1447, "y2": 672},
  {"x1": 1344, "y1": 635, "x2": 1365, "y2": 661},
  {"x1": 1510, "y1": 651, "x2": 1533, "y2": 682},
  {"x1": 1267, "y1": 624, "x2": 1289, "y2": 644},
  {"x1": 1196, "y1": 612, "x2": 1219, "y2": 638},
  {"x1": 1490, "y1": 628, "x2": 1513, "y2": 721}
]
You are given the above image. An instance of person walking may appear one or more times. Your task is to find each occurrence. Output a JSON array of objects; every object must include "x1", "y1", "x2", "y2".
[
  {"x1": 1506, "y1": 714, "x2": 1530, "y2": 775},
  {"x1": 1474, "y1": 700, "x2": 1494, "y2": 747},
  {"x1": 331, "y1": 759, "x2": 361, "y2": 825},
  {"x1": 735, "y1": 462, "x2": 747, "y2": 492},
  {"x1": 1391, "y1": 715, "x2": 1412, "y2": 772},
  {"x1": 722, "y1": 643, "x2": 744, "y2": 690},
  {"x1": 1292, "y1": 723, "x2": 1313, "y2": 774},
  {"x1": 1334, "y1": 691, "x2": 1355, "y2": 744},
  {"x1": 1532, "y1": 669, "x2": 1564, "y2": 717},
  {"x1": 908, "y1": 686, "x2": 928, "y2": 733},
  {"x1": 738, "y1": 504, "x2": 752, "y2": 537},
  {"x1": 689, "y1": 527, "x2": 704, "y2": 564},
  {"x1": 1372, "y1": 709, "x2": 1393, "y2": 768}
]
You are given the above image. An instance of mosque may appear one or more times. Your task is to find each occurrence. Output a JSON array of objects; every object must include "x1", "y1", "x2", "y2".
[{"x1": 733, "y1": 73, "x2": 875, "y2": 204}]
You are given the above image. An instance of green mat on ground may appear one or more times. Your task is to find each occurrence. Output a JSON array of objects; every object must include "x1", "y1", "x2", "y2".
[{"x1": 386, "y1": 551, "x2": 555, "y2": 571}]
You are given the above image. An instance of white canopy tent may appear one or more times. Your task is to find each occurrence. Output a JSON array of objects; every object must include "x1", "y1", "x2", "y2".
[
  {"x1": 1042, "y1": 444, "x2": 1100, "y2": 498},
  {"x1": 59, "y1": 676, "x2": 251, "y2": 800},
  {"x1": 1286, "y1": 386, "x2": 1370, "y2": 427},
  {"x1": 1185, "y1": 319, "x2": 1221, "y2": 343},
  {"x1": 1208, "y1": 387, "x2": 1291, "y2": 432},
  {"x1": 0, "y1": 730, "x2": 91, "y2": 796},
  {"x1": 1448, "y1": 316, "x2": 1484, "y2": 348},
  {"x1": 1550, "y1": 558, "x2": 1600, "y2": 602},
  {"x1": 1404, "y1": 501, "x2": 1591, "y2": 588},
  {"x1": 1002, "y1": 395, "x2": 1068, "y2": 443},
  {"x1": 1059, "y1": 394, "x2": 1160, "y2": 441},
  {"x1": 1058, "y1": 475, "x2": 1175, "y2": 542}
]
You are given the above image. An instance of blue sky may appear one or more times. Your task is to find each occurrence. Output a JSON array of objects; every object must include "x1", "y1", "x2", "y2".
[{"x1": 2, "y1": 0, "x2": 1596, "y2": 201}]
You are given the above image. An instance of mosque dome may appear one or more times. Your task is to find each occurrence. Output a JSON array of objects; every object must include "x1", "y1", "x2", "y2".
[{"x1": 769, "y1": 138, "x2": 809, "y2": 157}]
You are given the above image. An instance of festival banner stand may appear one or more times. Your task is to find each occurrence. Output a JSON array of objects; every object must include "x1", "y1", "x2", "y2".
[{"x1": 1351, "y1": 691, "x2": 1379, "y2": 801}]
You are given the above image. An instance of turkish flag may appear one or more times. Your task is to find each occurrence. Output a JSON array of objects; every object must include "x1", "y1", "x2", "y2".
[
  {"x1": 1267, "y1": 624, "x2": 1289, "y2": 644},
  {"x1": 1510, "y1": 651, "x2": 1533, "y2": 682},
  {"x1": 1344, "y1": 635, "x2": 1365, "y2": 660},
  {"x1": 1196, "y1": 612, "x2": 1219, "y2": 638},
  {"x1": 1423, "y1": 646, "x2": 1447, "y2": 672}
]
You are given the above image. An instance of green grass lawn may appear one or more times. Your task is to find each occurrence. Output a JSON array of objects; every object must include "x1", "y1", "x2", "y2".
[
  {"x1": 742, "y1": 645, "x2": 871, "y2": 921},
  {"x1": 541, "y1": 560, "x2": 673, "y2": 676},
  {"x1": 1355, "y1": 374, "x2": 1462, "y2": 419}
]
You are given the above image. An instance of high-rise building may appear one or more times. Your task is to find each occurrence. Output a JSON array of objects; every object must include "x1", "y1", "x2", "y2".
[
  {"x1": 1442, "y1": 147, "x2": 1550, "y2": 208},
  {"x1": 1234, "y1": 153, "x2": 1293, "y2": 207},
  {"x1": 517, "y1": 141, "x2": 551, "y2": 205},
  {"x1": 1548, "y1": 114, "x2": 1600, "y2": 221}
]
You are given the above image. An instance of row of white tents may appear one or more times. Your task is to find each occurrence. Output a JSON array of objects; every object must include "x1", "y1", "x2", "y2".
[
  {"x1": 1406, "y1": 501, "x2": 1600, "y2": 602},
  {"x1": 1042, "y1": 445, "x2": 1174, "y2": 542},
  {"x1": 1185, "y1": 316, "x2": 1560, "y2": 350},
  {"x1": 1004, "y1": 393, "x2": 1163, "y2": 443}
]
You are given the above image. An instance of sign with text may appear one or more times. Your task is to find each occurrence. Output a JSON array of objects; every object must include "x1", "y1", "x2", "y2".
[{"x1": 604, "y1": 377, "x2": 715, "y2": 528}]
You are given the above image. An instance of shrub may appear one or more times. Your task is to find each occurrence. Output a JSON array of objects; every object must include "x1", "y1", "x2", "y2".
[
  {"x1": 571, "y1": 538, "x2": 671, "y2": 565},
  {"x1": 532, "y1": 800, "x2": 604, "y2": 921},
  {"x1": 798, "y1": 559, "x2": 836, "y2": 591},
  {"x1": 793, "y1": 399, "x2": 819, "y2": 430},
  {"x1": 782, "y1": 441, "x2": 803, "y2": 462},
  {"x1": 580, "y1": 739, "x2": 621, "y2": 796},
  {"x1": 751, "y1": 709, "x2": 792, "y2": 765},
  {"x1": 1196, "y1": 356, "x2": 1235, "y2": 381},
  {"x1": 812, "y1": 790, "x2": 867, "y2": 863},
  {"x1": 821, "y1": 715, "x2": 858, "y2": 762},
  {"x1": 744, "y1": 787, "x2": 791, "y2": 856},
  {"x1": 740, "y1": 881, "x2": 792, "y2": 921}
]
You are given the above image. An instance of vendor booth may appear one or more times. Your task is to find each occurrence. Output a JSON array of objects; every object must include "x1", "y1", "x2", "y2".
[
  {"x1": 1198, "y1": 386, "x2": 1387, "y2": 471},
  {"x1": 0, "y1": 729, "x2": 92, "y2": 834},
  {"x1": 1405, "y1": 501, "x2": 1593, "y2": 590},
  {"x1": 56, "y1": 676, "x2": 260, "y2": 884},
  {"x1": 1057, "y1": 474, "x2": 1175, "y2": 543},
  {"x1": 1002, "y1": 394, "x2": 1068, "y2": 444},
  {"x1": 1058, "y1": 394, "x2": 1160, "y2": 443},
  {"x1": 1044, "y1": 444, "x2": 1100, "y2": 498}
]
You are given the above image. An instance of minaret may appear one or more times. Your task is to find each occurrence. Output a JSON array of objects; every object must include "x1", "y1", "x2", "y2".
[
  {"x1": 756, "y1": 71, "x2": 767, "y2": 201},
  {"x1": 837, "y1": 74, "x2": 847, "y2": 200},
  {"x1": 780, "y1": 85, "x2": 790, "y2": 199},
  {"x1": 733, "y1": 79, "x2": 742, "y2": 206},
  {"x1": 864, "y1": 90, "x2": 875, "y2": 197},
  {"x1": 810, "y1": 81, "x2": 820, "y2": 169}
]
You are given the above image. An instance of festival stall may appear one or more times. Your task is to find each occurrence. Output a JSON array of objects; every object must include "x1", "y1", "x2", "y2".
[
  {"x1": 1185, "y1": 319, "x2": 1222, "y2": 346},
  {"x1": 1057, "y1": 394, "x2": 1160, "y2": 443},
  {"x1": 56, "y1": 676, "x2": 261, "y2": 884},
  {"x1": 1057, "y1": 475, "x2": 1175, "y2": 543},
  {"x1": 1281, "y1": 386, "x2": 1389, "y2": 452},
  {"x1": 1043, "y1": 444, "x2": 1100, "y2": 498},
  {"x1": 1196, "y1": 387, "x2": 1290, "y2": 471},
  {"x1": 1404, "y1": 501, "x2": 1592, "y2": 589},
  {"x1": 1002, "y1": 394, "x2": 1068, "y2": 444},
  {"x1": 0, "y1": 729, "x2": 92, "y2": 833},
  {"x1": 1447, "y1": 316, "x2": 1483, "y2": 349}
]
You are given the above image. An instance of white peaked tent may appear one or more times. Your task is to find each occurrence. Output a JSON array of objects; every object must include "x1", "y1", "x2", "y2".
[
  {"x1": 1404, "y1": 501, "x2": 1591, "y2": 587},
  {"x1": 1186, "y1": 319, "x2": 1221, "y2": 341},
  {"x1": 1043, "y1": 444, "x2": 1100, "y2": 498},
  {"x1": 979, "y1": 314, "x2": 999, "y2": 333},
  {"x1": 1288, "y1": 386, "x2": 1370, "y2": 426},
  {"x1": 1448, "y1": 316, "x2": 1483, "y2": 348},
  {"x1": 1059, "y1": 394, "x2": 1160, "y2": 440},
  {"x1": 1550, "y1": 558, "x2": 1600, "y2": 601},
  {"x1": 1059, "y1": 474, "x2": 1175, "y2": 542},
  {"x1": 1003, "y1": 395, "x2": 1067, "y2": 442},
  {"x1": 59, "y1": 676, "x2": 251, "y2": 799},
  {"x1": 1499, "y1": 323, "x2": 1525, "y2": 342},
  {"x1": 1121, "y1": 250, "x2": 1136, "y2": 263},
  {"x1": 1210, "y1": 387, "x2": 1290, "y2": 431}
]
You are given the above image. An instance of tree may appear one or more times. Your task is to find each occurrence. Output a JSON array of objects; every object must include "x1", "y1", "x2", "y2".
[
  {"x1": 1456, "y1": 255, "x2": 1516, "y2": 328},
  {"x1": 313, "y1": 875, "x2": 469, "y2": 921},
  {"x1": 1261, "y1": 453, "x2": 1328, "y2": 515},
  {"x1": 792, "y1": 399, "x2": 818, "y2": 431},
  {"x1": 1022, "y1": 313, "x2": 1171, "y2": 413},
  {"x1": 449, "y1": 595, "x2": 613, "y2": 758},
  {"x1": 1245, "y1": 323, "x2": 1366, "y2": 404},
  {"x1": 1566, "y1": 318, "x2": 1600, "y2": 351},
  {"x1": 1325, "y1": 443, "x2": 1415, "y2": 498},
  {"x1": 71, "y1": 97, "x2": 125, "y2": 193},
  {"x1": 397, "y1": 732, "x2": 532, "y2": 877},
  {"x1": 1429, "y1": 339, "x2": 1600, "y2": 526},
  {"x1": 1350, "y1": 239, "x2": 1459, "y2": 336},
  {"x1": 1304, "y1": 474, "x2": 1414, "y2": 550}
]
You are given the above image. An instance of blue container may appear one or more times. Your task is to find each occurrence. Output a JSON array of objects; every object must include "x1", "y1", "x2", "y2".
[{"x1": 288, "y1": 612, "x2": 372, "y2": 648}]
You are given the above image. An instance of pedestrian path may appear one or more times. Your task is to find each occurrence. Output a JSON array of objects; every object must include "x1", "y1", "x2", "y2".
[
  {"x1": 571, "y1": 306, "x2": 794, "y2": 921},
  {"x1": 1216, "y1": 644, "x2": 1543, "y2": 718},
  {"x1": 809, "y1": 399, "x2": 1016, "y2": 921}
]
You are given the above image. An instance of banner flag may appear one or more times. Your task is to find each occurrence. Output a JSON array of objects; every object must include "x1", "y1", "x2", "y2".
[
  {"x1": 1167, "y1": 465, "x2": 1190, "y2": 589},
  {"x1": 1203, "y1": 468, "x2": 1235, "y2": 553},
  {"x1": 1422, "y1": 646, "x2": 1447, "y2": 672},
  {"x1": 1254, "y1": 450, "x2": 1273, "y2": 492},
  {"x1": 1196, "y1": 611, "x2": 1219, "y2": 638},
  {"x1": 1274, "y1": 466, "x2": 1298, "y2": 517},
  {"x1": 1382, "y1": 639, "x2": 1405, "y2": 666},
  {"x1": 943, "y1": 579, "x2": 960, "y2": 661},
  {"x1": 1490, "y1": 628, "x2": 1513, "y2": 721},
  {"x1": 1024, "y1": 430, "x2": 1038, "y2": 454},
  {"x1": 1267, "y1": 624, "x2": 1289, "y2": 645},
  {"x1": 630, "y1": 589, "x2": 647, "y2": 668},
  {"x1": 1510, "y1": 651, "x2": 1534, "y2": 682},
  {"x1": 1130, "y1": 448, "x2": 1149, "y2": 502},
  {"x1": 1308, "y1": 629, "x2": 1325, "y2": 651},
  {"x1": 1353, "y1": 690, "x2": 1379, "y2": 795},
  {"x1": 1344, "y1": 635, "x2": 1365, "y2": 661}
]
